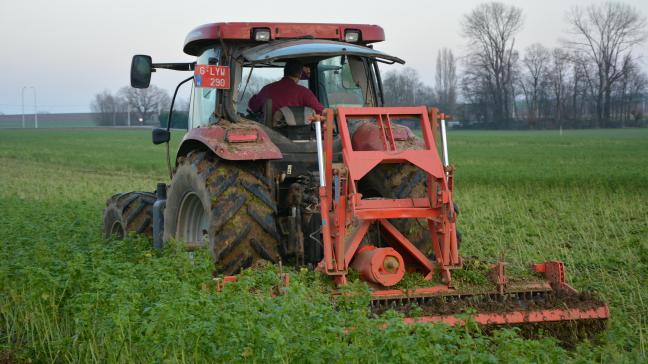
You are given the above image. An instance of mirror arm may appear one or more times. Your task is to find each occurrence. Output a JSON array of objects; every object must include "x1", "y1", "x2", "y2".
[
  {"x1": 153, "y1": 62, "x2": 195, "y2": 71},
  {"x1": 167, "y1": 76, "x2": 195, "y2": 133},
  {"x1": 164, "y1": 75, "x2": 195, "y2": 180}
]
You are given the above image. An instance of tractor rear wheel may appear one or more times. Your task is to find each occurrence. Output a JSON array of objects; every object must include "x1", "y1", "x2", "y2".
[
  {"x1": 103, "y1": 192, "x2": 156, "y2": 239},
  {"x1": 164, "y1": 151, "x2": 280, "y2": 275},
  {"x1": 362, "y1": 164, "x2": 462, "y2": 257}
]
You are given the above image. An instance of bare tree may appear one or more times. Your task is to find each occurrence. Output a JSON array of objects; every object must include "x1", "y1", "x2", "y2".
[
  {"x1": 572, "y1": 53, "x2": 599, "y2": 126},
  {"x1": 548, "y1": 48, "x2": 570, "y2": 124},
  {"x1": 435, "y1": 48, "x2": 457, "y2": 115},
  {"x1": 626, "y1": 71, "x2": 647, "y2": 124},
  {"x1": 565, "y1": 1, "x2": 647, "y2": 126},
  {"x1": 461, "y1": 2, "x2": 523, "y2": 127},
  {"x1": 612, "y1": 57, "x2": 648, "y2": 126},
  {"x1": 118, "y1": 85, "x2": 171, "y2": 125},
  {"x1": 382, "y1": 67, "x2": 435, "y2": 106},
  {"x1": 91, "y1": 90, "x2": 127, "y2": 126},
  {"x1": 518, "y1": 43, "x2": 550, "y2": 126}
]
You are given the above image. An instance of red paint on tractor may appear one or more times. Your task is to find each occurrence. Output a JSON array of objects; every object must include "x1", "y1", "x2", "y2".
[
  {"x1": 225, "y1": 129, "x2": 259, "y2": 143},
  {"x1": 179, "y1": 122, "x2": 282, "y2": 161},
  {"x1": 184, "y1": 22, "x2": 386, "y2": 55}
]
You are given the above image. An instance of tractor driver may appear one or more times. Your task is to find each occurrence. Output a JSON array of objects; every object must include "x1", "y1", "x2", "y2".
[{"x1": 248, "y1": 60, "x2": 324, "y2": 116}]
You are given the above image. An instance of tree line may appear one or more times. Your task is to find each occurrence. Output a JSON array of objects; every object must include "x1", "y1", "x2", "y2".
[
  {"x1": 90, "y1": 85, "x2": 183, "y2": 127},
  {"x1": 383, "y1": 1, "x2": 648, "y2": 129}
]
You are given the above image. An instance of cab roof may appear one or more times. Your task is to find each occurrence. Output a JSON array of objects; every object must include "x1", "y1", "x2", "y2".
[
  {"x1": 184, "y1": 22, "x2": 385, "y2": 56},
  {"x1": 240, "y1": 39, "x2": 404, "y2": 65}
]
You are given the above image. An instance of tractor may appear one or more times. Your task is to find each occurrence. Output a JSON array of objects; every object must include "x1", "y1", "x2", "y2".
[{"x1": 103, "y1": 22, "x2": 608, "y2": 336}]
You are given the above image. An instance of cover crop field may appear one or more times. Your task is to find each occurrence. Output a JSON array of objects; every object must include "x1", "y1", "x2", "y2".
[{"x1": 1, "y1": 128, "x2": 647, "y2": 363}]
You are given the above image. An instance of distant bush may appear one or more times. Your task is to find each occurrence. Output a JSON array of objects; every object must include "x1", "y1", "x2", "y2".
[{"x1": 159, "y1": 110, "x2": 189, "y2": 129}]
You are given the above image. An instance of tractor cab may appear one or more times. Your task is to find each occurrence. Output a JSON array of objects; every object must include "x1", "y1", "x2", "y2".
[
  {"x1": 186, "y1": 27, "x2": 403, "y2": 136},
  {"x1": 132, "y1": 23, "x2": 404, "y2": 145}
]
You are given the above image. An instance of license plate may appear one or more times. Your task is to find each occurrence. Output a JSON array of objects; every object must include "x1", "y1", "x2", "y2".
[{"x1": 194, "y1": 65, "x2": 230, "y2": 89}]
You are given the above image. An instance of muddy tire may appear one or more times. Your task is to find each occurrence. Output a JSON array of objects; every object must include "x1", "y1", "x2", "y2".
[
  {"x1": 103, "y1": 192, "x2": 156, "y2": 239},
  {"x1": 361, "y1": 164, "x2": 434, "y2": 255},
  {"x1": 164, "y1": 151, "x2": 280, "y2": 275},
  {"x1": 362, "y1": 165, "x2": 462, "y2": 255}
]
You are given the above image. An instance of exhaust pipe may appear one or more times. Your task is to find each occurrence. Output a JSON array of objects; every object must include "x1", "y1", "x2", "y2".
[{"x1": 153, "y1": 182, "x2": 167, "y2": 250}]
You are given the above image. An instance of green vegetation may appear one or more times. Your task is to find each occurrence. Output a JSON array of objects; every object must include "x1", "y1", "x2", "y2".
[{"x1": 1, "y1": 128, "x2": 647, "y2": 362}]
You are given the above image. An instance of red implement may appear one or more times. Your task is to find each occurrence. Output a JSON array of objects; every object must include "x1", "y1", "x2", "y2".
[{"x1": 314, "y1": 107, "x2": 609, "y2": 335}]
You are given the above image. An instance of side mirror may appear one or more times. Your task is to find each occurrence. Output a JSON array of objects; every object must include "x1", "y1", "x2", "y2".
[
  {"x1": 152, "y1": 128, "x2": 170, "y2": 145},
  {"x1": 131, "y1": 55, "x2": 153, "y2": 88}
]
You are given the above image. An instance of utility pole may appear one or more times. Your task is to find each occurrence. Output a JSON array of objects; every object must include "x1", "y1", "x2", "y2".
[
  {"x1": 21, "y1": 86, "x2": 37, "y2": 128},
  {"x1": 33, "y1": 88, "x2": 38, "y2": 129},
  {"x1": 127, "y1": 104, "x2": 131, "y2": 127},
  {"x1": 21, "y1": 87, "x2": 25, "y2": 128}
]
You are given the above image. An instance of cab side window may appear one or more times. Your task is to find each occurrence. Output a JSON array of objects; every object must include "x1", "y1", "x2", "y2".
[{"x1": 189, "y1": 47, "x2": 221, "y2": 128}]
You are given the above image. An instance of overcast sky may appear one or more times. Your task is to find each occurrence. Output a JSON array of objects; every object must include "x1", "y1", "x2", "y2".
[{"x1": 1, "y1": 0, "x2": 647, "y2": 114}]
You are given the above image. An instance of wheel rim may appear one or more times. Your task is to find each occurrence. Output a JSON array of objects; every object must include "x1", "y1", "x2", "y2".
[
  {"x1": 110, "y1": 220, "x2": 125, "y2": 239},
  {"x1": 176, "y1": 192, "x2": 209, "y2": 245}
]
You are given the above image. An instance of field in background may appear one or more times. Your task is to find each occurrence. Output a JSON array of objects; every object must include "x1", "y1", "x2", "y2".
[
  {"x1": 0, "y1": 119, "x2": 98, "y2": 129},
  {"x1": 0, "y1": 113, "x2": 104, "y2": 129},
  {"x1": 0, "y1": 128, "x2": 646, "y2": 362}
]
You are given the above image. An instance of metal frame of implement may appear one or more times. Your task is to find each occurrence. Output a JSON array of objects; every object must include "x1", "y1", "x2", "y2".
[
  {"x1": 311, "y1": 106, "x2": 609, "y2": 327},
  {"x1": 217, "y1": 106, "x2": 609, "y2": 329}
]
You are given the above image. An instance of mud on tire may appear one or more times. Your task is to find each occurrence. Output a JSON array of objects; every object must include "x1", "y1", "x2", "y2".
[
  {"x1": 361, "y1": 164, "x2": 461, "y2": 257},
  {"x1": 164, "y1": 151, "x2": 280, "y2": 275},
  {"x1": 103, "y1": 192, "x2": 156, "y2": 239}
]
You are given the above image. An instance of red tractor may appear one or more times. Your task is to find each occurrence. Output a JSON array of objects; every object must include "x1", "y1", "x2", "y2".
[{"x1": 104, "y1": 22, "x2": 608, "y2": 335}]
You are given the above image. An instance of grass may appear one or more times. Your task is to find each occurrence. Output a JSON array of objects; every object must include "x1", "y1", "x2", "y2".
[{"x1": 1, "y1": 128, "x2": 647, "y2": 362}]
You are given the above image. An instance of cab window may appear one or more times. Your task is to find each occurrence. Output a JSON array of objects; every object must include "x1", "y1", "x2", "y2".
[
  {"x1": 189, "y1": 47, "x2": 221, "y2": 128},
  {"x1": 236, "y1": 66, "x2": 285, "y2": 115},
  {"x1": 317, "y1": 56, "x2": 369, "y2": 108}
]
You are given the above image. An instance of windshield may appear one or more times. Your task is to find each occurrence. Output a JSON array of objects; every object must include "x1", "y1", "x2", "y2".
[
  {"x1": 237, "y1": 66, "x2": 284, "y2": 115},
  {"x1": 318, "y1": 56, "x2": 366, "y2": 108},
  {"x1": 235, "y1": 55, "x2": 374, "y2": 116}
]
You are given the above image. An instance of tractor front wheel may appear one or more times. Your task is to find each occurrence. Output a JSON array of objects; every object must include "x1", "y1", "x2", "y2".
[
  {"x1": 103, "y1": 192, "x2": 156, "y2": 239},
  {"x1": 164, "y1": 152, "x2": 280, "y2": 275}
]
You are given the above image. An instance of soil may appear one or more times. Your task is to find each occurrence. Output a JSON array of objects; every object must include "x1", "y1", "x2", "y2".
[
  {"x1": 371, "y1": 288, "x2": 605, "y2": 316},
  {"x1": 0, "y1": 350, "x2": 19, "y2": 364},
  {"x1": 370, "y1": 287, "x2": 608, "y2": 343}
]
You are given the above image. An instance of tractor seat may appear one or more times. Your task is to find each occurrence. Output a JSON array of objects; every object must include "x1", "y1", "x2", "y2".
[
  {"x1": 262, "y1": 100, "x2": 316, "y2": 141},
  {"x1": 273, "y1": 106, "x2": 315, "y2": 128}
]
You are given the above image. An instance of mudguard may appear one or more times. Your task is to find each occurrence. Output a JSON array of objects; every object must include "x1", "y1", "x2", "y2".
[{"x1": 177, "y1": 120, "x2": 283, "y2": 161}]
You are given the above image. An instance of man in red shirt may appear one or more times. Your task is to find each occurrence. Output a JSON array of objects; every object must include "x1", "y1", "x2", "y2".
[{"x1": 248, "y1": 60, "x2": 324, "y2": 115}]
